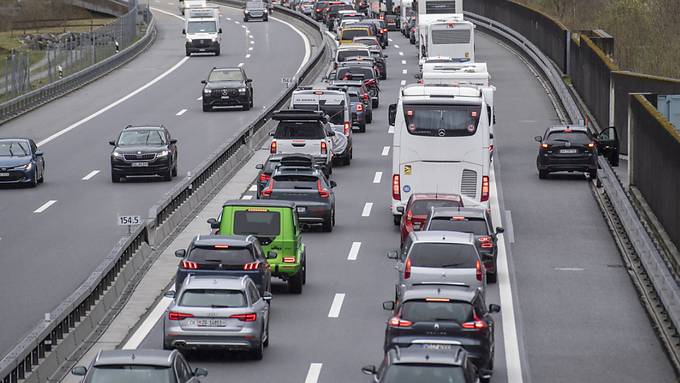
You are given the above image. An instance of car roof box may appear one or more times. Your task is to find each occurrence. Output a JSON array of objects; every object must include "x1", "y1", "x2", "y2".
[{"x1": 279, "y1": 154, "x2": 315, "y2": 168}]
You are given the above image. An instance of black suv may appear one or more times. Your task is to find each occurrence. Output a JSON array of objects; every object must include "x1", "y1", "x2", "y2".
[
  {"x1": 174, "y1": 235, "x2": 272, "y2": 296},
  {"x1": 202, "y1": 67, "x2": 254, "y2": 111},
  {"x1": 362, "y1": 346, "x2": 481, "y2": 383},
  {"x1": 244, "y1": 0, "x2": 269, "y2": 21},
  {"x1": 423, "y1": 207, "x2": 504, "y2": 283},
  {"x1": 534, "y1": 125, "x2": 618, "y2": 179},
  {"x1": 255, "y1": 154, "x2": 319, "y2": 198},
  {"x1": 109, "y1": 125, "x2": 178, "y2": 182},
  {"x1": 381, "y1": 284, "x2": 500, "y2": 382},
  {"x1": 334, "y1": 64, "x2": 380, "y2": 108}
]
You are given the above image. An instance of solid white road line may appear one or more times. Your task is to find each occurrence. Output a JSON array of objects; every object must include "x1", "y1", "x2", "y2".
[
  {"x1": 328, "y1": 293, "x2": 345, "y2": 318},
  {"x1": 271, "y1": 15, "x2": 311, "y2": 76},
  {"x1": 361, "y1": 202, "x2": 373, "y2": 217},
  {"x1": 489, "y1": 161, "x2": 524, "y2": 383},
  {"x1": 555, "y1": 267, "x2": 585, "y2": 271},
  {"x1": 176, "y1": 109, "x2": 187, "y2": 116},
  {"x1": 373, "y1": 171, "x2": 383, "y2": 183},
  {"x1": 122, "y1": 296, "x2": 174, "y2": 349},
  {"x1": 82, "y1": 170, "x2": 100, "y2": 180},
  {"x1": 505, "y1": 210, "x2": 515, "y2": 243},
  {"x1": 241, "y1": 195, "x2": 253, "y2": 200},
  {"x1": 382, "y1": 146, "x2": 390, "y2": 156},
  {"x1": 33, "y1": 200, "x2": 57, "y2": 214},
  {"x1": 401, "y1": 60, "x2": 406, "y2": 65},
  {"x1": 249, "y1": 184, "x2": 257, "y2": 192},
  {"x1": 347, "y1": 242, "x2": 361, "y2": 261},
  {"x1": 305, "y1": 363, "x2": 323, "y2": 383},
  {"x1": 37, "y1": 57, "x2": 189, "y2": 147},
  {"x1": 150, "y1": 7, "x2": 185, "y2": 21},
  {"x1": 402, "y1": 69, "x2": 407, "y2": 74},
  {"x1": 388, "y1": 126, "x2": 395, "y2": 134}
]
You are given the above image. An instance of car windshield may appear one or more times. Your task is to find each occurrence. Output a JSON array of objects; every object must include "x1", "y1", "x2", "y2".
[
  {"x1": 546, "y1": 131, "x2": 591, "y2": 145},
  {"x1": 271, "y1": 174, "x2": 319, "y2": 189},
  {"x1": 247, "y1": 1, "x2": 264, "y2": 7},
  {"x1": 179, "y1": 289, "x2": 246, "y2": 307},
  {"x1": 382, "y1": 364, "x2": 466, "y2": 383},
  {"x1": 0, "y1": 140, "x2": 30, "y2": 157},
  {"x1": 401, "y1": 300, "x2": 473, "y2": 323},
  {"x1": 187, "y1": 247, "x2": 255, "y2": 264},
  {"x1": 337, "y1": 50, "x2": 369, "y2": 62},
  {"x1": 233, "y1": 210, "x2": 281, "y2": 236},
  {"x1": 117, "y1": 130, "x2": 166, "y2": 146},
  {"x1": 336, "y1": 67, "x2": 374, "y2": 80},
  {"x1": 187, "y1": 21, "x2": 216, "y2": 33},
  {"x1": 209, "y1": 70, "x2": 243, "y2": 82},
  {"x1": 410, "y1": 200, "x2": 463, "y2": 216},
  {"x1": 408, "y1": 243, "x2": 478, "y2": 268},
  {"x1": 403, "y1": 104, "x2": 481, "y2": 137},
  {"x1": 427, "y1": 217, "x2": 488, "y2": 235},
  {"x1": 274, "y1": 122, "x2": 325, "y2": 139},
  {"x1": 88, "y1": 365, "x2": 171, "y2": 383}
]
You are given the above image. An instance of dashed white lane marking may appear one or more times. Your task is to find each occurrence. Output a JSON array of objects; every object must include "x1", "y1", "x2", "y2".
[
  {"x1": 505, "y1": 210, "x2": 515, "y2": 243},
  {"x1": 197, "y1": 96, "x2": 202, "y2": 101},
  {"x1": 226, "y1": 17, "x2": 232, "y2": 20},
  {"x1": 176, "y1": 109, "x2": 187, "y2": 116},
  {"x1": 362, "y1": 202, "x2": 373, "y2": 217},
  {"x1": 388, "y1": 126, "x2": 395, "y2": 134},
  {"x1": 347, "y1": 242, "x2": 361, "y2": 261},
  {"x1": 388, "y1": 38, "x2": 393, "y2": 42},
  {"x1": 34, "y1": 200, "x2": 57, "y2": 214},
  {"x1": 400, "y1": 80, "x2": 406, "y2": 86},
  {"x1": 245, "y1": 54, "x2": 251, "y2": 59},
  {"x1": 249, "y1": 47, "x2": 254, "y2": 51},
  {"x1": 235, "y1": 21, "x2": 240, "y2": 24},
  {"x1": 249, "y1": 184, "x2": 257, "y2": 192},
  {"x1": 402, "y1": 69, "x2": 407, "y2": 74},
  {"x1": 242, "y1": 195, "x2": 253, "y2": 200},
  {"x1": 238, "y1": 62, "x2": 245, "y2": 67},
  {"x1": 305, "y1": 363, "x2": 323, "y2": 383},
  {"x1": 242, "y1": 25, "x2": 247, "y2": 29},
  {"x1": 82, "y1": 170, "x2": 100, "y2": 180},
  {"x1": 250, "y1": 40, "x2": 255, "y2": 44},
  {"x1": 373, "y1": 171, "x2": 383, "y2": 183},
  {"x1": 328, "y1": 293, "x2": 346, "y2": 318},
  {"x1": 381, "y1": 146, "x2": 390, "y2": 156},
  {"x1": 555, "y1": 267, "x2": 585, "y2": 271},
  {"x1": 401, "y1": 60, "x2": 406, "y2": 65},
  {"x1": 394, "y1": 44, "x2": 399, "y2": 48},
  {"x1": 399, "y1": 51, "x2": 404, "y2": 56}
]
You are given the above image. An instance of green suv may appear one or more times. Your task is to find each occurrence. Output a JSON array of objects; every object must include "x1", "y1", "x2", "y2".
[{"x1": 208, "y1": 200, "x2": 306, "y2": 294}]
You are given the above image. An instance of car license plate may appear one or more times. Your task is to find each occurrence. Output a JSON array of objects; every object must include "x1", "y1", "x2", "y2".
[
  {"x1": 131, "y1": 162, "x2": 148, "y2": 167},
  {"x1": 420, "y1": 344, "x2": 454, "y2": 350},
  {"x1": 560, "y1": 149, "x2": 578, "y2": 154},
  {"x1": 186, "y1": 318, "x2": 228, "y2": 327},
  {"x1": 0, "y1": 172, "x2": 9, "y2": 177},
  {"x1": 297, "y1": 206, "x2": 306, "y2": 213},
  {"x1": 221, "y1": 96, "x2": 230, "y2": 99}
]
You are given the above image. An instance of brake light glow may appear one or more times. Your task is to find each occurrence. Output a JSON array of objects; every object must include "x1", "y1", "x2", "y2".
[
  {"x1": 214, "y1": 244, "x2": 230, "y2": 249},
  {"x1": 381, "y1": 28, "x2": 387, "y2": 33},
  {"x1": 478, "y1": 236, "x2": 492, "y2": 242},
  {"x1": 425, "y1": 298, "x2": 450, "y2": 302},
  {"x1": 392, "y1": 174, "x2": 401, "y2": 200},
  {"x1": 452, "y1": 216, "x2": 465, "y2": 221},
  {"x1": 317, "y1": 179, "x2": 330, "y2": 198},
  {"x1": 343, "y1": 121, "x2": 351, "y2": 136},
  {"x1": 481, "y1": 176, "x2": 489, "y2": 202},
  {"x1": 362, "y1": 93, "x2": 369, "y2": 101},
  {"x1": 481, "y1": 242, "x2": 494, "y2": 249},
  {"x1": 407, "y1": 110, "x2": 413, "y2": 116},
  {"x1": 261, "y1": 180, "x2": 274, "y2": 197},
  {"x1": 356, "y1": 103, "x2": 363, "y2": 112},
  {"x1": 462, "y1": 313, "x2": 487, "y2": 330},
  {"x1": 243, "y1": 262, "x2": 260, "y2": 271},
  {"x1": 321, "y1": 141, "x2": 328, "y2": 154},
  {"x1": 168, "y1": 312, "x2": 194, "y2": 321},
  {"x1": 476, "y1": 259, "x2": 482, "y2": 281},
  {"x1": 283, "y1": 257, "x2": 296, "y2": 263},
  {"x1": 405, "y1": 209, "x2": 413, "y2": 224},
  {"x1": 404, "y1": 257, "x2": 411, "y2": 279},
  {"x1": 270, "y1": 140, "x2": 277, "y2": 154},
  {"x1": 230, "y1": 313, "x2": 257, "y2": 322},
  {"x1": 247, "y1": 208, "x2": 268, "y2": 212},
  {"x1": 181, "y1": 260, "x2": 198, "y2": 270},
  {"x1": 388, "y1": 317, "x2": 413, "y2": 327},
  {"x1": 259, "y1": 173, "x2": 270, "y2": 182}
]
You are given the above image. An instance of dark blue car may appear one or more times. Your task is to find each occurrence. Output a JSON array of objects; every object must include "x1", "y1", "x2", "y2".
[{"x1": 0, "y1": 138, "x2": 45, "y2": 187}]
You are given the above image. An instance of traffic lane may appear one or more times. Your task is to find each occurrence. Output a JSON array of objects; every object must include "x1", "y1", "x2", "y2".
[
  {"x1": 476, "y1": 32, "x2": 676, "y2": 381},
  {"x1": 0, "y1": 6, "x2": 306, "y2": 357}
]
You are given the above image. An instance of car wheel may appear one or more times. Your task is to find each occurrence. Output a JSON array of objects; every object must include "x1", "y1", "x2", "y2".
[
  {"x1": 359, "y1": 122, "x2": 366, "y2": 133},
  {"x1": 366, "y1": 111, "x2": 372, "y2": 123},
  {"x1": 588, "y1": 170, "x2": 598, "y2": 180},
  {"x1": 29, "y1": 169, "x2": 38, "y2": 188},
  {"x1": 322, "y1": 214, "x2": 333, "y2": 232},
  {"x1": 252, "y1": 329, "x2": 264, "y2": 360},
  {"x1": 163, "y1": 169, "x2": 173, "y2": 181},
  {"x1": 263, "y1": 320, "x2": 270, "y2": 347},
  {"x1": 172, "y1": 164, "x2": 178, "y2": 177},
  {"x1": 250, "y1": 95, "x2": 254, "y2": 108},
  {"x1": 487, "y1": 271, "x2": 497, "y2": 284},
  {"x1": 372, "y1": 98, "x2": 379, "y2": 109},
  {"x1": 393, "y1": 215, "x2": 401, "y2": 226},
  {"x1": 244, "y1": 16, "x2": 249, "y2": 22},
  {"x1": 202, "y1": 104, "x2": 211, "y2": 112},
  {"x1": 301, "y1": 256, "x2": 307, "y2": 285},
  {"x1": 214, "y1": 47, "x2": 220, "y2": 56},
  {"x1": 185, "y1": 49, "x2": 190, "y2": 57},
  {"x1": 288, "y1": 270, "x2": 303, "y2": 294},
  {"x1": 38, "y1": 166, "x2": 44, "y2": 183},
  {"x1": 111, "y1": 172, "x2": 121, "y2": 183},
  {"x1": 538, "y1": 169, "x2": 548, "y2": 179}
]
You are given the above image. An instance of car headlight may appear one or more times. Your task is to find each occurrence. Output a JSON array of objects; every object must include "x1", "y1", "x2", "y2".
[
  {"x1": 17, "y1": 162, "x2": 33, "y2": 170},
  {"x1": 157, "y1": 150, "x2": 170, "y2": 158},
  {"x1": 112, "y1": 151, "x2": 123, "y2": 159},
  {"x1": 185, "y1": 37, "x2": 192, "y2": 43},
  {"x1": 238, "y1": 87, "x2": 247, "y2": 94},
  {"x1": 203, "y1": 88, "x2": 212, "y2": 94}
]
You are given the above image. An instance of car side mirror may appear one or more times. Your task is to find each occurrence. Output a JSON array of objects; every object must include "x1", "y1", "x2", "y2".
[
  {"x1": 207, "y1": 218, "x2": 220, "y2": 229},
  {"x1": 163, "y1": 290, "x2": 175, "y2": 298},
  {"x1": 71, "y1": 366, "x2": 87, "y2": 376},
  {"x1": 386, "y1": 250, "x2": 399, "y2": 260},
  {"x1": 218, "y1": 28, "x2": 223, "y2": 33},
  {"x1": 263, "y1": 292, "x2": 273, "y2": 302},
  {"x1": 35, "y1": 151, "x2": 43, "y2": 156},
  {"x1": 182, "y1": 29, "x2": 186, "y2": 35},
  {"x1": 382, "y1": 300, "x2": 395, "y2": 310},
  {"x1": 489, "y1": 304, "x2": 501, "y2": 313},
  {"x1": 388, "y1": 103, "x2": 397, "y2": 126},
  {"x1": 246, "y1": 78, "x2": 253, "y2": 83},
  {"x1": 109, "y1": 140, "x2": 116, "y2": 146},
  {"x1": 194, "y1": 368, "x2": 208, "y2": 377},
  {"x1": 330, "y1": 180, "x2": 337, "y2": 188},
  {"x1": 396, "y1": 206, "x2": 404, "y2": 213},
  {"x1": 201, "y1": 80, "x2": 207, "y2": 84},
  {"x1": 495, "y1": 227, "x2": 504, "y2": 234},
  {"x1": 534, "y1": 136, "x2": 542, "y2": 143},
  {"x1": 255, "y1": 164, "x2": 264, "y2": 169},
  {"x1": 170, "y1": 139, "x2": 178, "y2": 144},
  {"x1": 267, "y1": 251, "x2": 278, "y2": 259},
  {"x1": 361, "y1": 365, "x2": 377, "y2": 376},
  {"x1": 174, "y1": 249, "x2": 186, "y2": 258}
]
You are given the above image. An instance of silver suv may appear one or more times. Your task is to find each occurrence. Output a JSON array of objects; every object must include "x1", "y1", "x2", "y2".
[
  {"x1": 388, "y1": 231, "x2": 486, "y2": 300},
  {"x1": 163, "y1": 275, "x2": 271, "y2": 359}
]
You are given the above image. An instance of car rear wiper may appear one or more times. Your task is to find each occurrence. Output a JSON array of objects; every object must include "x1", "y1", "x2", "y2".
[
  {"x1": 203, "y1": 259, "x2": 223, "y2": 263},
  {"x1": 440, "y1": 263, "x2": 466, "y2": 268},
  {"x1": 210, "y1": 305, "x2": 231, "y2": 308}
]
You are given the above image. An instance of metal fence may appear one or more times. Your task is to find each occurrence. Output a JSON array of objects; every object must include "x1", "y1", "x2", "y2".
[{"x1": 1, "y1": 7, "x2": 139, "y2": 100}]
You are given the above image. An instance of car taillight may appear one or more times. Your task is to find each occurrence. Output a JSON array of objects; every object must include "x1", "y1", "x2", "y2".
[
  {"x1": 270, "y1": 140, "x2": 277, "y2": 154},
  {"x1": 405, "y1": 209, "x2": 413, "y2": 224},
  {"x1": 243, "y1": 262, "x2": 260, "y2": 270},
  {"x1": 356, "y1": 103, "x2": 363, "y2": 112},
  {"x1": 261, "y1": 180, "x2": 274, "y2": 197},
  {"x1": 480, "y1": 242, "x2": 494, "y2": 249},
  {"x1": 478, "y1": 236, "x2": 492, "y2": 242},
  {"x1": 462, "y1": 316, "x2": 487, "y2": 330},
  {"x1": 321, "y1": 141, "x2": 328, "y2": 154},
  {"x1": 476, "y1": 259, "x2": 482, "y2": 281},
  {"x1": 181, "y1": 260, "x2": 199, "y2": 270},
  {"x1": 481, "y1": 176, "x2": 489, "y2": 202},
  {"x1": 411, "y1": 27, "x2": 415, "y2": 32},
  {"x1": 392, "y1": 174, "x2": 400, "y2": 200},
  {"x1": 381, "y1": 28, "x2": 387, "y2": 33},
  {"x1": 259, "y1": 173, "x2": 270, "y2": 182},
  {"x1": 388, "y1": 317, "x2": 413, "y2": 328},
  {"x1": 315, "y1": 8, "x2": 321, "y2": 11},
  {"x1": 362, "y1": 93, "x2": 369, "y2": 101},
  {"x1": 317, "y1": 179, "x2": 330, "y2": 198},
  {"x1": 404, "y1": 258, "x2": 411, "y2": 279},
  {"x1": 283, "y1": 257, "x2": 296, "y2": 263},
  {"x1": 168, "y1": 311, "x2": 194, "y2": 321},
  {"x1": 230, "y1": 313, "x2": 257, "y2": 322},
  {"x1": 343, "y1": 121, "x2": 350, "y2": 136}
]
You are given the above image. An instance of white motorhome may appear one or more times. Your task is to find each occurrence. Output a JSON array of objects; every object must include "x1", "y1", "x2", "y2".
[
  {"x1": 179, "y1": 0, "x2": 207, "y2": 15},
  {"x1": 419, "y1": 17, "x2": 475, "y2": 65},
  {"x1": 183, "y1": 7, "x2": 222, "y2": 56},
  {"x1": 388, "y1": 84, "x2": 491, "y2": 223}
]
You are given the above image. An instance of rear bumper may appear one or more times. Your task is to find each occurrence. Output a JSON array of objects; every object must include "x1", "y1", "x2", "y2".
[
  {"x1": 537, "y1": 154, "x2": 596, "y2": 172},
  {"x1": 297, "y1": 205, "x2": 332, "y2": 223},
  {"x1": 388, "y1": 338, "x2": 492, "y2": 368},
  {"x1": 164, "y1": 325, "x2": 261, "y2": 350}
]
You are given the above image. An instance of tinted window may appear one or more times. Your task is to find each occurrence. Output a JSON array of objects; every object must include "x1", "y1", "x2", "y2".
[
  {"x1": 336, "y1": 67, "x2": 374, "y2": 80},
  {"x1": 401, "y1": 300, "x2": 473, "y2": 323},
  {"x1": 381, "y1": 365, "x2": 466, "y2": 383},
  {"x1": 274, "y1": 122, "x2": 325, "y2": 139},
  {"x1": 431, "y1": 29, "x2": 471, "y2": 44},
  {"x1": 427, "y1": 217, "x2": 488, "y2": 235},
  {"x1": 187, "y1": 247, "x2": 255, "y2": 264},
  {"x1": 408, "y1": 243, "x2": 478, "y2": 268},
  {"x1": 118, "y1": 130, "x2": 166, "y2": 146},
  {"x1": 88, "y1": 366, "x2": 171, "y2": 383},
  {"x1": 179, "y1": 289, "x2": 246, "y2": 307},
  {"x1": 411, "y1": 200, "x2": 463, "y2": 216},
  {"x1": 403, "y1": 104, "x2": 481, "y2": 137},
  {"x1": 342, "y1": 29, "x2": 370, "y2": 40},
  {"x1": 187, "y1": 20, "x2": 216, "y2": 33},
  {"x1": 234, "y1": 211, "x2": 281, "y2": 236},
  {"x1": 337, "y1": 50, "x2": 370, "y2": 62},
  {"x1": 546, "y1": 131, "x2": 592, "y2": 145},
  {"x1": 272, "y1": 174, "x2": 318, "y2": 189},
  {"x1": 0, "y1": 140, "x2": 30, "y2": 157},
  {"x1": 209, "y1": 70, "x2": 243, "y2": 82}
]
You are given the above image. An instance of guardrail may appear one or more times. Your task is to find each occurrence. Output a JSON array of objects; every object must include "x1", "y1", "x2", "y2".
[
  {"x1": 465, "y1": 10, "x2": 680, "y2": 372},
  {"x1": 0, "y1": 5, "x2": 329, "y2": 383},
  {"x1": 0, "y1": 6, "x2": 155, "y2": 125}
]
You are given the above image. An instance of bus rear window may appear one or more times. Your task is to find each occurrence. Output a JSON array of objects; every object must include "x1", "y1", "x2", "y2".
[{"x1": 403, "y1": 104, "x2": 481, "y2": 137}]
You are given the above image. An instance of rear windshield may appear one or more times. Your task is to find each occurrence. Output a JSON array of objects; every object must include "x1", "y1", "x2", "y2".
[
  {"x1": 408, "y1": 243, "x2": 478, "y2": 268},
  {"x1": 342, "y1": 29, "x2": 370, "y2": 40},
  {"x1": 89, "y1": 366, "x2": 170, "y2": 383},
  {"x1": 274, "y1": 122, "x2": 325, "y2": 139},
  {"x1": 401, "y1": 300, "x2": 473, "y2": 323},
  {"x1": 233, "y1": 210, "x2": 281, "y2": 236},
  {"x1": 179, "y1": 289, "x2": 247, "y2": 308},
  {"x1": 382, "y1": 365, "x2": 466, "y2": 383},
  {"x1": 337, "y1": 50, "x2": 369, "y2": 62},
  {"x1": 411, "y1": 200, "x2": 463, "y2": 216},
  {"x1": 427, "y1": 217, "x2": 488, "y2": 235},
  {"x1": 546, "y1": 131, "x2": 591, "y2": 145},
  {"x1": 187, "y1": 247, "x2": 255, "y2": 264},
  {"x1": 336, "y1": 67, "x2": 374, "y2": 80},
  {"x1": 272, "y1": 174, "x2": 319, "y2": 189},
  {"x1": 403, "y1": 104, "x2": 481, "y2": 137}
]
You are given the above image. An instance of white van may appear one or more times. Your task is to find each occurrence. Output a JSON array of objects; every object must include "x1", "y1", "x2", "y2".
[
  {"x1": 388, "y1": 84, "x2": 491, "y2": 224},
  {"x1": 179, "y1": 0, "x2": 207, "y2": 15},
  {"x1": 183, "y1": 7, "x2": 222, "y2": 56}
]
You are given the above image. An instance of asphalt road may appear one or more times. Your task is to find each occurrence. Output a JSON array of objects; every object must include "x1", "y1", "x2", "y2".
[
  {"x1": 131, "y1": 28, "x2": 677, "y2": 382},
  {"x1": 0, "y1": 3, "x2": 309, "y2": 358}
]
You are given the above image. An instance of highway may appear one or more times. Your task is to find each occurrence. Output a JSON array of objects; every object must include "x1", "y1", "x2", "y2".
[
  {"x1": 0, "y1": 2, "x2": 310, "y2": 358},
  {"x1": 0, "y1": 3, "x2": 676, "y2": 382}
]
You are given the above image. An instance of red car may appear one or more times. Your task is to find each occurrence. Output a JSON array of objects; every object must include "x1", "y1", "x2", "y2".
[{"x1": 399, "y1": 193, "x2": 464, "y2": 246}]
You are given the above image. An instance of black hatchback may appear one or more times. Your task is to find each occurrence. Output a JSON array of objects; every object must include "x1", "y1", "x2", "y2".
[
  {"x1": 109, "y1": 125, "x2": 178, "y2": 182},
  {"x1": 535, "y1": 125, "x2": 618, "y2": 179},
  {"x1": 202, "y1": 67, "x2": 254, "y2": 111}
]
